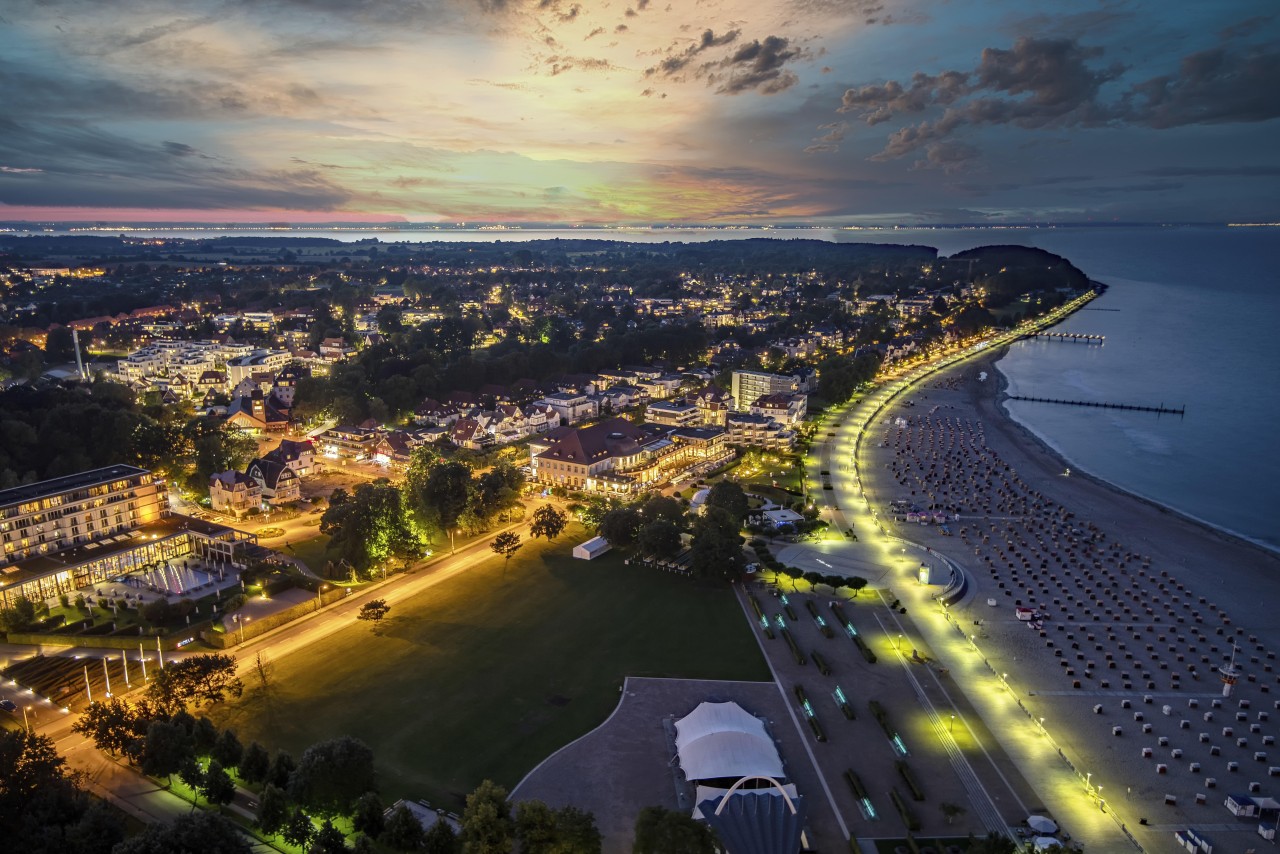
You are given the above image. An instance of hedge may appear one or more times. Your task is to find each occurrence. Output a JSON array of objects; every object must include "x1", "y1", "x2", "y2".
[
  {"x1": 204, "y1": 587, "x2": 347, "y2": 648},
  {"x1": 890, "y1": 787, "x2": 921, "y2": 831},
  {"x1": 853, "y1": 634, "x2": 877, "y2": 663},
  {"x1": 812, "y1": 651, "x2": 831, "y2": 676},
  {"x1": 869, "y1": 700, "x2": 896, "y2": 739},
  {"x1": 780, "y1": 628, "x2": 806, "y2": 665},
  {"x1": 896, "y1": 760, "x2": 925, "y2": 801},
  {"x1": 843, "y1": 769, "x2": 868, "y2": 799},
  {"x1": 6, "y1": 620, "x2": 215, "y2": 651}
]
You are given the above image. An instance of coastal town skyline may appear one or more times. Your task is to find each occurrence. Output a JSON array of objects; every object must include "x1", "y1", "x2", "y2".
[{"x1": 2, "y1": 0, "x2": 1277, "y2": 225}]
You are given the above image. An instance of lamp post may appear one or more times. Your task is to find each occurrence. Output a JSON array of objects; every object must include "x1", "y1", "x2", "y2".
[
  {"x1": 450, "y1": 528, "x2": 458, "y2": 555},
  {"x1": 23, "y1": 706, "x2": 33, "y2": 733},
  {"x1": 315, "y1": 584, "x2": 326, "y2": 611},
  {"x1": 83, "y1": 664, "x2": 92, "y2": 704},
  {"x1": 897, "y1": 633, "x2": 903, "y2": 650},
  {"x1": 103, "y1": 656, "x2": 112, "y2": 698},
  {"x1": 949, "y1": 714, "x2": 956, "y2": 734}
]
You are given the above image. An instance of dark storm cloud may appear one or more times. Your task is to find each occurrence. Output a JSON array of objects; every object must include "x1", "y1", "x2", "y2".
[
  {"x1": 1124, "y1": 45, "x2": 1280, "y2": 128},
  {"x1": 839, "y1": 34, "x2": 1280, "y2": 164},
  {"x1": 0, "y1": 119, "x2": 350, "y2": 210},
  {"x1": 911, "y1": 141, "x2": 979, "y2": 173},
  {"x1": 646, "y1": 29, "x2": 739, "y2": 78},
  {"x1": 714, "y1": 36, "x2": 803, "y2": 95}
]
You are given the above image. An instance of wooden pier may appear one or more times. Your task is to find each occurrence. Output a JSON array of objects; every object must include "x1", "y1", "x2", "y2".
[
  {"x1": 1007, "y1": 395, "x2": 1185, "y2": 416},
  {"x1": 1029, "y1": 332, "x2": 1105, "y2": 343}
]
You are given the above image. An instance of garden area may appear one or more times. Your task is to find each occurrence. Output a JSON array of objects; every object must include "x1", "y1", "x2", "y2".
[{"x1": 207, "y1": 531, "x2": 771, "y2": 809}]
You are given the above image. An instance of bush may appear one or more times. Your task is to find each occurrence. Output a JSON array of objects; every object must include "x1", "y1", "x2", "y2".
[
  {"x1": 780, "y1": 629, "x2": 806, "y2": 665},
  {"x1": 812, "y1": 651, "x2": 831, "y2": 676},
  {"x1": 808, "y1": 716, "x2": 827, "y2": 742},
  {"x1": 843, "y1": 769, "x2": 868, "y2": 799},
  {"x1": 854, "y1": 634, "x2": 877, "y2": 663},
  {"x1": 896, "y1": 760, "x2": 925, "y2": 801},
  {"x1": 890, "y1": 788, "x2": 920, "y2": 831}
]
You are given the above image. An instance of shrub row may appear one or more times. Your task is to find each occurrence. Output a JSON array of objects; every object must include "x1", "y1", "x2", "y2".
[
  {"x1": 890, "y1": 787, "x2": 921, "y2": 831},
  {"x1": 783, "y1": 603, "x2": 798, "y2": 621},
  {"x1": 843, "y1": 769, "x2": 868, "y2": 800},
  {"x1": 747, "y1": 594, "x2": 765, "y2": 619},
  {"x1": 853, "y1": 634, "x2": 877, "y2": 663},
  {"x1": 780, "y1": 629, "x2": 806, "y2": 665},
  {"x1": 807, "y1": 715, "x2": 827, "y2": 742},
  {"x1": 805, "y1": 600, "x2": 821, "y2": 618},
  {"x1": 838, "y1": 699, "x2": 856, "y2": 720},
  {"x1": 830, "y1": 601, "x2": 849, "y2": 624},
  {"x1": 896, "y1": 760, "x2": 925, "y2": 801},
  {"x1": 869, "y1": 700, "x2": 896, "y2": 740},
  {"x1": 812, "y1": 651, "x2": 831, "y2": 676}
]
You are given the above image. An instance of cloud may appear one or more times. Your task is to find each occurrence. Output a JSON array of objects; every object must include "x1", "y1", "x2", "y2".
[
  {"x1": 839, "y1": 34, "x2": 1280, "y2": 162},
  {"x1": 646, "y1": 28, "x2": 739, "y2": 78},
  {"x1": 804, "y1": 121, "x2": 847, "y2": 153},
  {"x1": 912, "y1": 141, "x2": 979, "y2": 173},
  {"x1": 714, "y1": 35, "x2": 803, "y2": 95},
  {"x1": 1124, "y1": 44, "x2": 1280, "y2": 128}
]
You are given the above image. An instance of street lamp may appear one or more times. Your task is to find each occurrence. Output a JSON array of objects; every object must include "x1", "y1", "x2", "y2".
[
  {"x1": 23, "y1": 706, "x2": 32, "y2": 733},
  {"x1": 897, "y1": 633, "x2": 903, "y2": 650},
  {"x1": 450, "y1": 528, "x2": 458, "y2": 555},
  {"x1": 949, "y1": 714, "x2": 956, "y2": 733},
  {"x1": 315, "y1": 583, "x2": 327, "y2": 611}
]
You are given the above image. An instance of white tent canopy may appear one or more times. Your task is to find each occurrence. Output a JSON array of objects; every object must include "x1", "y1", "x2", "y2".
[{"x1": 675, "y1": 702, "x2": 784, "y2": 782}]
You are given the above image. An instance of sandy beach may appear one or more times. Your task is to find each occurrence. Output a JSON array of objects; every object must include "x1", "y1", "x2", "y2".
[{"x1": 859, "y1": 346, "x2": 1280, "y2": 854}]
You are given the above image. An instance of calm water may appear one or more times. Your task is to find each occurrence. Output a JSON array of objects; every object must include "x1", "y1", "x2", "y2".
[{"x1": 24, "y1": 223, "x2": 1279, "y2": 547}]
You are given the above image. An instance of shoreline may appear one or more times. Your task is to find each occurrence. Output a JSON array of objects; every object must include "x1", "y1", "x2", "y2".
[{"x1": 989, "y1": 349, "x2": 1280, "y2": 560}]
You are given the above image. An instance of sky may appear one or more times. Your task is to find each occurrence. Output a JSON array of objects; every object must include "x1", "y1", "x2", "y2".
[{"x1": 0, "y1": 0, "x2": 1276, "y2": 224}]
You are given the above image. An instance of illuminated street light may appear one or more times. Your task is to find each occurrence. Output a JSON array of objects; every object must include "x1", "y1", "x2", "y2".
[
  {"x1": 23, "y1": 705, "x2": 32, "y2": 733},
  {"x1": 949, "y1": 714, "x2": 956, "y2": 733}
]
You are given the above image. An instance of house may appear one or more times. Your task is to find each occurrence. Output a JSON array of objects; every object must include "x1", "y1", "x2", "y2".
[
  {"x1": 523, "y1": 403, "x2": 561, "y2": 434},
  {"x1": 245, "y1": 458, "x2": 301, "y2": 505},
  {"x1": 263, "y1": 438, "x2": 316, "y2": 477},
  {"x1": 209, "y1": 471, "x2": 261, "y2": 518},
  {"x1": 600, "y1": 384, "x2": 645, "y2": 413},
  {"x1": 225, "y1": 388, "x2": 291, "y2": 433},
  {"x1": 317, "y1": 425, "x2": 381, "y2": 461},
  {"x1": 646, "y1": 400, "x2": 701, "y2": 427},
  {"x1": 694, "y1": 385, "x2": 734, "y2": 426},
  {"x1": 413, "y1": 398, "x2": 460, "y2": 426},
  {"x1": 319, "y1": 337, "x2": 356, "y2": 360},
  {"x1": 750, "y1": 392, "x2": 807, "y2": 427},
  {"x1": 725, "y1": 412, "x2": 795, "y2": 449},
  {"x1": 539, "y1": 391, "x2": 599, "y2": 425},
  {"x1": 373, "y1": 430, "x2": 420, "y2": 469},
  {"x1": 449, "y1": 417, "x2": 493, "y2": 451}
]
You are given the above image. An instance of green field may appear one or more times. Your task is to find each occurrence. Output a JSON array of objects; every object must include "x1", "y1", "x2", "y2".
[{"x1": 209, "y1": 532, "x2": 770, "y2": 809}]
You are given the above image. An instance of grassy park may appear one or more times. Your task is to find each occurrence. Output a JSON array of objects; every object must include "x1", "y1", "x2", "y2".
[{"x1": 208, "y1": 530, "x2": 770, "y2": 809}]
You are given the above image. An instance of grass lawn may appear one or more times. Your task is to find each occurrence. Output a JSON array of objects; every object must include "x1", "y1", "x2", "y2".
[
  {"x1": 208, "y1": 530, "x2": 770, "y2": 809},
  {"x1": 287, "y1": 533, "x2": 332, "y2": 574}
]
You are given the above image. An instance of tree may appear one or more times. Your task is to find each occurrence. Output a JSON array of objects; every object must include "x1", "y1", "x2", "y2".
[
  {"x1": 705, "y1": 480, "x2": 749, "y2": 524},
  {"x1": 147, "y1": 653, "x2": 243, "y2": 713},
  {"x1": 288, "y1": 736, "x2": 377, "y2": 817},
  {"x1": 802, "y1": 571, "x2": 826, "y2": 591},
  {"x1": 352, "y1": 834, "x2": 378, "y2": 854},
  {"x1": 322, "y1": 481, "x2": 423, "y2": 573},
  {"x1": 65, "y1": 799, "x2": 127, "y2": 854},
  {"x1": 0, "y1": 595, "x2": 37, "y2": 632},
  {"x1": 211, "y1": 727, "x2": 244, "y2": 770},
  {"x1": 282, "y1": 809, "x2": 316, "y2": 849},
  {"x1": 192, "y1": 715, "x2": 221, "y2": 755},
  {"x1": 490, "y1": 531, "x2": 522, "y2": 580},
  {"x1": 407, "y1": 460, "x2": 473, "y2": 538},
  {"x1": 113, "y1": 810, "x2": 252, "y2": 854},
  {"x1": 515, "y1": 801, "x2": 557, "y2": 853},
  {"x1": 358, "y1": 599, "x2": 392, "y2": 624},
  {"x1": 846, "y1": 575, "x2": 868, "y2": 597},
  {"x1": 311, "y1": 818, "x2": 350, "y2": 854},
  {"x1": 461, "y1": 779, "x2": 514, "y2": 854},
  {"x1": 551, "y1": 805, "x2": 601, "y2": 853},
  {"x1": 353, "y1": 791, "x2": 386, "y2": 838},
  {"x1": 940, "y1": 801, "x2": 966, "y2": 825},
  {"x1": 637, "y1": 519, "x2": 682, "y2": 557},
  {"x1": 632, "y1": 806, "x2": 717, "y2": 854},
  {"x1": 269, "y1": 750, "x2": 297, "y2": 789},
  {"x1": 422, "y1": 815, "x2": 459, "y2": 854},
  {"x1": 73, "y1": 696, "x2": 149, "y2": 758},
  {"x1": 240, "y1": 741, "x2": 271, "y2": 785},
  {"x1": 688, "y1": 506, "x2": 745, "y2": 580},
  {"x1": 529, "y1": 505, "x2": 567, "y2": 541},
  {"x1": 381, "y1": 802, "x2": 425, "y2": 851},
  {"x1": 256, "y1": 784, "x2": 290, "y2": 836},
  {"x1": 598, "y1": 506, "x2": 642, "y2": 547},
  {"x1": 141, "y1": 719, "x2": 195, "y2": 787},
  {"x1": 202, "y1": 759, "x2": 237, "y2": 810},
  {"x1": 0, "y1": 729, "x2": 80, "y2": 836},
  {"x1": 638, "y1": 495, "x2": 685, "y2": 526},
  {"x1": 515, "y1": 802, "x2": 599, "y2": 854}
]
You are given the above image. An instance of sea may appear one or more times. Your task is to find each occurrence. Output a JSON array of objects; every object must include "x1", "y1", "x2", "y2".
[{"x1": 20, "y1": 223, "x2": 1279, "y2": 550}]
